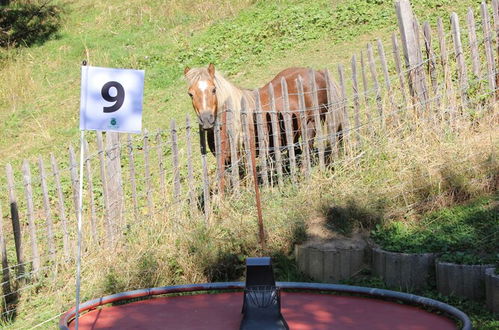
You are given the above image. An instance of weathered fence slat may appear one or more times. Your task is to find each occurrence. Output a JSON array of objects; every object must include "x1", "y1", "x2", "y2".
[
  {"x1": 309, "y1": 69, "x2": 325, "y2": 170},
  {"x1": 422, "y1": 22, "x2": 439, "y2": 108},
  {"x1": 143, "y1": 131, "x2": 154, "y2": 217},
  {"x1": 281, "y1": 77, "x2": 297, "y2": 183},
  {"x1": 105, "y1": 133, "x2": 124, "y2": 232},
  {"x1": 21, "y1": 160, "x2": 40, "y2": 276},
  {"x1": 38, "y1": 156, "x2": 56, "y2": 260},
  {"x1": 156, "y1": 132, "x2": 166, "y2": 200},
  {"x1": 69, "y1": 146, "x2": 80, "y2": 226},
  {"x1": 185, "y1": 116, "x2": 197, "y2": 206},
  {"x1": 391, "y1": 32, "x2": 408, "y2": 109},
  {"x1": 255, "y1": 91, "x2": 269, "y2": 187},
  {"x1": 267, "y1": 82, "x2": 283, "y2": 187},
  {"x1": 360, "y1": 51, "x2": 372, "y2": 131},
  {"x1": 83, "y1": 141, "x2": 97, "y2": 243},
  {"x1": 351, "y1": 55, "x2": 362, "y2": 147},
  {"x1": 127, "y1": 134, "x2": 139, "y2": 221},
  {"x1": 199, "y1": 128, "x2": 211, "y2": 223},
  {"x1": 171, "y1": 120, "x2": 181, "y2": 203},
  {"x1": 324, "y1": 69, "x2": 339, "y2": 156},
  {"x1": 214, "y1": 115, "x2": 224, "y2": 194},
  {"x1": 466, "y1": 8, "x2": 481, "y2": 78},
  {"x1": 481, "y1": 2, "x2": 496, "y2": 94},
  {"x1": 225, "y1": 99, "x2": 240, "y2": 193},
  {"x1": 96, "y1": 132, "x2": 113, "y2": 244},
  {"x1": 6, "y1": 163, "x2": 24, "y2": 275},
  {"x1": 296, "y1": 76, "x2": 311, "y2": 178},
  {"x1": 367, "y1": 43, "x2": 383, "y2": 125},
  {"x1": 0, "y1": 203, "x2": 12, "y2": 298},
  {"x1": 337, "y1": 64, "x2": 351, "y2": 152},
  {"x1": 492, "y1": 0, "x2": 499, "y2": 97},
  {"x1": 396, "y1": 0, "x2": 428, "y2": 109},
  {"x1": 437, "y1": 17, "x2": 454, "y2": 121},
  {"x1": 377, "y1": 39, "x2": 396, "y2": 122},
  {"x1": 50, "y1": 154, "x2": 69, "y2": 258},
  {"x1": 241, "y1": 99, "x2": 255, "y2": 186},
  {"x1": 450, "y1": 12, "x2": 469, "y2": 108}
]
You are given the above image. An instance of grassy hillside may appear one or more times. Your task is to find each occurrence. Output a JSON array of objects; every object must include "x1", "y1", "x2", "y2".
[{"x1": 0, "y1": 0, "x2": 482, "y2": 165}]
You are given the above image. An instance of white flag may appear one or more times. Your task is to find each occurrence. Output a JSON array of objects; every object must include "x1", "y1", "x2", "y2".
[{"x1": 80, "y1": 66, "x2": 145, "y2": 133}]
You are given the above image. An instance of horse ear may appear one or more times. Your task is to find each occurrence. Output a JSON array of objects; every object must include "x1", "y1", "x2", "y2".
[
  {"x1": 208, "y1": 63, "x2": 215, "y2": 78},
  {"x1": 184, "y1": 66, "x2": 191, "y2": 76}
]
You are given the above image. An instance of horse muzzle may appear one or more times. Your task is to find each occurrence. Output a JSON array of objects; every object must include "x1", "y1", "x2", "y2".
[{"x1": 199, "y1": 112, "x2": 216, "y2": 130}]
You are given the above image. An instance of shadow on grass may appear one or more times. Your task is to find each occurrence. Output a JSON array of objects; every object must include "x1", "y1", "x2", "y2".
[{"x1": 0, "y1": 1, "x2": 64, "y2": 48}]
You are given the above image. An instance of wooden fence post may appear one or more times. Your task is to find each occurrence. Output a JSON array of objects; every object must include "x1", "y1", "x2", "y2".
[
  {"x1": 0, "y1": 203, "x2": 12, "y2": 298},
  {"x1": 377, "y1": 39, "x2": 396, "y2": 124},
  {"x1": 296, "y1": 76, "x2": 311, "y2": 178},
  {"x1": 255, "y1": 91, "x2": 269, "y2": 187},
  {"x1": 281, "y1": 77, "x2": 297, "y2": 183},
  {"x1": 481, "y1": 2, "x2": 496, "y2": 97},
  {"x1": 214, "y1": 114, "x2": 225, "y2": 194},
  {"x1": 450, "y1": 12, "x2": 469, "y2": 109},
  {"x1": 396, "y1": 0, "x2": 429, "y2": 111},
  {"x1": 185, "y1": 116, "x2": 197, "y2": 207},
  {"x1": 6, "y1": 163, "x2": 24, "y2": 276},
  {"x1": 367, "y1": 43, "x2": 383, "y2": 126},
  {"x1": 360, "y1": 50, "x2": 373, "y2": 133},
  {"x1": 492, "y1": 0, "x2": 499, "y2": 98},
  {"x1": 466, "y1": 8, "x2": 481, "y2": 78},
  {"x1": 156, "y1": 132, "x2": 166, "y2": 201},
  {"x1": 351, "y1": 55, "x2": 362, "y2": 147},
  {"x1": 267, "y1": 82, "x2": 283, "y2": 187},
  {"x1": 21, "y1": 160, "x2": 40, "y2": 276},
  {"x1": 225, "y1": 99, "x2": 241, "y2": 193},
  {"x1": 309, "y1": 69, "x2": 325, "y2": 170},
  {"x1": 392, "y1": 32, "x2": 408, "y2": 109},
  {"x1": 105, "y1": 132, "x2": 124, "y2": 232},
  {"x1": 143, "y1": 131, "x2": 154, "y2": 217},
  {"x1": 96, "y1": 132, "x2": 113, "y2": 245},
  {"x1": 50, "y1": 154, "x2": 70, "y2": 258},
  {"x1": 171, "y1": 120, "x2": 181, "y2": 204},
  {"x1": 337, "y1": 64, "x2": 351, "y2": 153},
  {"x1": 199, "y1": 128, "x2": 211, "y2": 223},
  {"x1": 126, "y1": 135, "x2": 139, "y2": 221},
  {"x1": 83, "y1": 141, "x2": 97, "y2": 243},
  {"x1": 423, "y1": 21, "x2": 439, "y2": 120},
  {"x1": 38, "y1": 156, "x2": 56, "y2": 260},
  {"x1": 324, "y1": 69, "x2": 340, "y2": 156}
]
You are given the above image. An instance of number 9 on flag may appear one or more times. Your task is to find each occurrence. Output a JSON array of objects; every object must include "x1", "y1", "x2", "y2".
[{"x1": 80, "y1": 66, "x2": 145, "y2": 133}]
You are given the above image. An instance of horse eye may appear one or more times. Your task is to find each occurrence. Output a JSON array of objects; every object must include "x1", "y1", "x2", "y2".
[
  {"x1": 212, "y1": 88, "x2": 216, "y2": 95},
  {"x1": 188, "y1": 92, "x2": 193, "y2": 98}
]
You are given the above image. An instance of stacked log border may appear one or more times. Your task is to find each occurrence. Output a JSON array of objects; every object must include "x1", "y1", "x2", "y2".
[{"x1": 485, "y1": 267, "x2": 499, "y2": 314}]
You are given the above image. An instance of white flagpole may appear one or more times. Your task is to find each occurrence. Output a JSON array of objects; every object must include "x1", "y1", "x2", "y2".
[{"x1": 74, "y1": 129, "x2": 85, "y2": 329}]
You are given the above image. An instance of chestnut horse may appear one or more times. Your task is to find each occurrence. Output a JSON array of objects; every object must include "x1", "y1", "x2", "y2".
[{"x1": 184, "y1": 63, "x2": 342, "y2": 167}]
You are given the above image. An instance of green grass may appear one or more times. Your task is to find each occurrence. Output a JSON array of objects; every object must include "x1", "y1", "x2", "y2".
[{"x1": 371, "y1": 195, "x2": 499, "y2": 265}]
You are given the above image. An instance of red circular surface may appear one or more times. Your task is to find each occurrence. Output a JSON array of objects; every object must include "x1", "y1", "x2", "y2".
[{"x1": 70, "y1": 292, "x2": 457, "y2": 329}]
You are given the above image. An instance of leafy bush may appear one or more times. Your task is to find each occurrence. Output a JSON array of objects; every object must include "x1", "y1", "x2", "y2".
[{"x1": 0, "y1": 1, "x2": 63, "y2": 48}]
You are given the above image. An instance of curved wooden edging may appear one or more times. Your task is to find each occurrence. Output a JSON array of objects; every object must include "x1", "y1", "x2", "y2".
[
  {"x1": 295, "y1": 242, "x2": 366, "y2": 283},
  {"x1": 372, "y1": 248, "x2": 436, "y2": 291},
  {"x1": 436, "y1": 261, "x2": 494, "y2": 301},
  {"x1": 485, "y1": 267, "x2": 499, "y2": 314}
]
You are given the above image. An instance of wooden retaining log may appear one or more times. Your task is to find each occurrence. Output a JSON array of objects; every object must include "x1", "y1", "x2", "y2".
[
  {"x1": 436, "y1": 261, "x2": 494, "y2": 301},
  {"x1": 295, "y1": 239, "x2": 367, "y2": 283},
  {"x1": 372, "y1": 248, "x2": 436, "y2": 291},
  {"x1": 485, "y1": 267, "x2": 499, "y2": 314}
]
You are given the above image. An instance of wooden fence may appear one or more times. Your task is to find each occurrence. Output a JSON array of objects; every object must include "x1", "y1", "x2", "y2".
[{"x1": 0, "y1": 0, "x2": 499, "y2": 324}]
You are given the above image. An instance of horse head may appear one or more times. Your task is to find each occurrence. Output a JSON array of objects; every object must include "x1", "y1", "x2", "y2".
[{"x1": 184, "y1": 63, "x2": 218, "y2": 130}]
